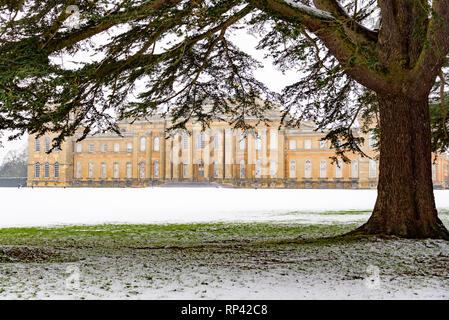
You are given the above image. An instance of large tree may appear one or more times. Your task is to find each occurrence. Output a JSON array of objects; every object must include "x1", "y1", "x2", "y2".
[{"x1": 1, "y1": 0, "x2": 449, "y2": 239}]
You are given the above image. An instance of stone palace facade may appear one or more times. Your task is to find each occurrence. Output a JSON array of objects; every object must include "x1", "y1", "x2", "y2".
[{"x1": 27, "y1": 109, "x2": 449, "y2": 189}]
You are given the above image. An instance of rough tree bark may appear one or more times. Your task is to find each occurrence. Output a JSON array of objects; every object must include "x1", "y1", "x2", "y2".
[{"x1": 352, "y1": 94, "x2": 449, "y2": 239}]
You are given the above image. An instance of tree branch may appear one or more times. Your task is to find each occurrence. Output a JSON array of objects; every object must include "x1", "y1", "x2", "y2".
[
  {"x1": 409, "y1": 0, "x2": 449, "y2": 98},
  {"x1": 250, "y1": 0, "x2": 388, "y2": 93}
]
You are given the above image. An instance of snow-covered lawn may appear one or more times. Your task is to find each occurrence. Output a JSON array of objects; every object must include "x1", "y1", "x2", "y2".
[
  {"x1": 1, "y1": 187, "x2": 449, "y2": 228},
  {"x1": 1, "y1": 187, "x2": 449, "y2": 300}
]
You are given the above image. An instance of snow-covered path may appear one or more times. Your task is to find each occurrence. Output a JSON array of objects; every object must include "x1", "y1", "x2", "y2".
[{"x1": 1, "y1": 188, "x2": 449, "y2": 228}]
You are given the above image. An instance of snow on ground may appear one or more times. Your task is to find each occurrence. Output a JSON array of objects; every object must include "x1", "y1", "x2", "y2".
[{"x1": 1, "y1": 188, "x2": 449, "y2": 228}]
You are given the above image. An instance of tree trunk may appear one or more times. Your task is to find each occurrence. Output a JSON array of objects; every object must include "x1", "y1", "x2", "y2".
[{"x1": 353, "y1": 94, "x2": 449, "y2": 239}]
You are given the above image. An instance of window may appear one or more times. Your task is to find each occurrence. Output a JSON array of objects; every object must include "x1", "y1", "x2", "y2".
[
  {"x1": 139, "y1": 162, "x2": 145, "y2": 179},
  {"x1": 101, "y1": 144, "x2": 107, "y2": 152},
  {"x1": 183, "y1": 134, "x2": 189, "y2": 150},
  {"x1": 88, "y1": 162, "x2": 94, "y2": 178},
  {"x1": 45, "y1": 137, "x2": 50, "y2": 152},
  {"x1": 270, "y1": 131, "x2": 277, "y2": 150},
  {"x1": 198, "y1": 160, "x2": 204, "y2": 177},
  {"x1": 214, "y1": 133, "x2": 219, "y2": 149},
  {"x1": 289, "y1": 160, "x2": 296, "y2": 178},
  {"x1": 304, "y1": 139, "x2": 312, "y2": 150},
  {"x1": 154, "y1": 136, "x2": 160, "y2": 151},
  {"x1": 213, "y1": 161, "x2": 218, "y2": 178},
  {"x1": 369, "y1": 159, "x2": 377, "y2": 178},
  {"x1": 197, "y1": 133, "x2": 205, "y2": 150},
  {"x1": 270, "y1": 161, "x2": 277, "y2": 178},
  {"x1": 305, "y1": 160, "x2": 312, "y2": 178},
  {"x1": 240, "y1": 160, "x2": 246, "y2": 178},
  {"x1": 54, "y1": 162, "x2": 59, "y2": 178},
  {"x1": 335, "y1": 159, "x2": 343, "y2": 178},
  {"x1": 35, "y1": 162, "x2": 40, "y2": 178},
  {"x1": 76, "y1": 162, "x2": 81, "y2": 178},
  {"x1": 336, "y1": 139, "x2": 343, "y2": 148},
  {"x1": 351, "y1": 159, "x2": 359, "y2": 178},
  {"x1": 89, "y1": 144, "x2": 94, "y2": 153},
  {"x1": 76, "y1": 144, "x2": 82, "y2": 153},
  {"x1": 369, "y1": 132, "x2": 376, "y2": 148},
  {"x1": 239, "y1": 134, "x2": 246, "y2": 151},
  {"x1": 154, "y1": 161, "x2": 159, "y2": 178},
  {"x1": 255, "y1": 160, "x2": 262, "y2": 178},
  {"x1": 35, "y1": 138, "x2": 40, "y2": 152},
  {"x1": 127, "y1": 142, "x2": 132, "y2": 152},
  {"x1": 320, "y1": 160, "x2": 327, "y2": 178},
  {"x1": 126, "y1": 162, "x2": 132, "y2": 178},
  {"x1": 255, "y1": 135, "x2": 262, "y2": 151},
  {"x1": 183, "y1": 161, "x2": 188, "y2": 178},
  {"x1": 113, "y1": 162, "x2": 119, "y2": 178},
  {"x1": 320, "y1": 140, "x2": 327, "y2": 149},
  {"x1": 140, "y1": 136, "x2": 146, "y2": 152},
  {"x1": 101, "y1": 163, "x2": 106, "y2": 179},
  {"x1": 289, "y1": 140, "x2": 296, "y2": 150},
  {"x1": 432, "y1": 163, "x2": 437, "y2": 181},
  {"x1": 44, "y1": 162, "x2": 49, "y2": 178}
]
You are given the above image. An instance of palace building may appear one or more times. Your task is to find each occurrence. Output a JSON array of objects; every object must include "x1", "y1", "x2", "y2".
[{"x1": 27, "y1": 107, "x2": 449, "y2": 189}]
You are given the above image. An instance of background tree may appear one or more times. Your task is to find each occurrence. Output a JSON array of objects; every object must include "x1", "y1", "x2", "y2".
[
  {"x1": 0, "y1": 147, "x2": 27, "y2": 177},
  {"x1": 1, "y1": 0, "x2": 449, "y2": 239}
]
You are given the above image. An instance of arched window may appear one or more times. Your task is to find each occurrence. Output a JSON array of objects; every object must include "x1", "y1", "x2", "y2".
[
  {"x1": 351, "y1": 159, "x2": 359, "y2": 178},
  {"x1": 304, "y1": 160, "x2": 312, "y2": 178},
  {"x1": 255, "y1": 135, "x2": 262, "y2": 151},
  {"x1": 320, "y1": 160, "x2": 327, "y2": 178},
  {"x1": 197, "y1": 133, "x2": 205, "y2": 150},
  {"x1": 139, "y1": 162, "x2": 145, "y2": 179},
  {"x1": 369, "y1": 160, "x2": 377, "y2": 178},
  {"x1": 54, "y1": 162, "x2": 59, "y2": 179},
  {"x1": 35, "y1": 138, "x2": 40, "y2": 152},
  {"x1": 335, "y1": 159, "x2": 343, "y2": 178},
  {"x1": 154, "y1": 136, "x2": 160, "y2": 151},
  {"x1": 88, "y1": 162, "x2": 94, "y2": 178},
  {"x1": 255, "y1": 160, "x2": 262, "y2": 178},
  {"x1": 45, "y1": 137, "x2": 50, "y2": 152},
  {"x1": 240, "y1": 160, "x2": 246, "y2": 178},
  {"x1": 35, "y1": 162, "x2": 40, "y2": 178},
  {"x1": 270, "y1": 161, "x2": 277, "y2": 178},
  {"x1": 289, "y1": 160, "x2": 296, "y2": 178},
  {"x1": 140, "y1": 136, "x2": 146, "y2": 152},
  {"x1": 126, "y1": 162, "x2": 132, "y2": 178},
  {"x1": 183, "y1": 134, "x2": 189, "y2": 150},
  {"x1": 239, "y1": 134, "x2": 246, "y2": 151},
  {"x1": 154, "y1": 161, "x2": 159, "y2": 178},
  {"x1": 44, "y1": 162, "x2": 49, "y2": 178}
]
